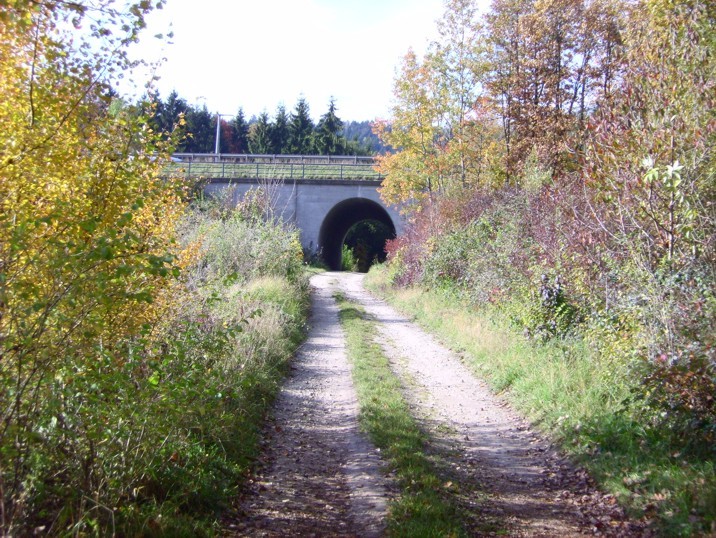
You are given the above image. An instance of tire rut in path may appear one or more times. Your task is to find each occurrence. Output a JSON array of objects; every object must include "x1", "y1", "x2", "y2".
[
  {"x1": 224, "y1": 273, "x2": 389, "y2": 537},
  {"x1": 227, "y1": 272, "x2": 648, "y2": 537},
  {"x1": 339, "y1": 272, "x2": 647, "y2": 537}
]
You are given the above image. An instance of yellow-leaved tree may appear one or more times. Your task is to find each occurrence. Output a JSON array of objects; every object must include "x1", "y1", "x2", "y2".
[
  {"x1": 374, "y1": 49, "x2": 445, "y2": 209},
  {"x1": 375, "y1": 0, "x2": 499, "y2": 212},
  {"x1": 0, "y1": 1, "x2": 191, "y2": 532}
]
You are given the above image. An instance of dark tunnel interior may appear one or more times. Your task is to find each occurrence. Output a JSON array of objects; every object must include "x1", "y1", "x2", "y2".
[{"x1": 318, "y1": 198, "x2": 396, "y2": 271}]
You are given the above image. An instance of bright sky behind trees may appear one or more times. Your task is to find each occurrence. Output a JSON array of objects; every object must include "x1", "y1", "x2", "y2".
[{"x1": 128, "y1": 0, "x2": 461, "y2": 121}]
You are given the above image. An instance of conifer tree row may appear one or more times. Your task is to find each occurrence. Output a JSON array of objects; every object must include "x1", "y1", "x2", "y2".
[{"x1": 148, "y1": 93, "x2": 376, "y2": 155}]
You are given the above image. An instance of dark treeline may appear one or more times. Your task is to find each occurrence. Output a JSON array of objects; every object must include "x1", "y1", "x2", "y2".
[{"x1": 146, "y1": 92, "x2": 383, "y2": 155}]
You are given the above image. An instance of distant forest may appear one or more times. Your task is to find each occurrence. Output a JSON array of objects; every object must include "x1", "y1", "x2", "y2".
[{"x1": 146, "y1": 91, "x2": 390, "y2": 156}]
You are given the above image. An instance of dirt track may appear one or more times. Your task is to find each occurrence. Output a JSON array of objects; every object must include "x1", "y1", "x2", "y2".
[{"x1": 225, "y1": 272, "x2": 647, "y2": 537}]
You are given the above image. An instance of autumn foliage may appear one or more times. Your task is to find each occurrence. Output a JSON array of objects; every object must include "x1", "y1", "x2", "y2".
[
  {"x1": 378, "y1": 0, "x2": 714, "y2": 533},
  {"x1": 0, "y1": 3, "x2": 308, "y2": 535}
]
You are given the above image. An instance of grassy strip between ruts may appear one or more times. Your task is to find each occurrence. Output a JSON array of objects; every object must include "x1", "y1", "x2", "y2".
[
  {"x1": 364, "y1": 265, "x2": 716, "y2": 537},
  {"x1": 334, "y1": 292, "x2": 467, "y2": 537}
]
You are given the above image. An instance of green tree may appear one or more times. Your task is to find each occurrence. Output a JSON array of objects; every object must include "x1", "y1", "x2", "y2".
[
  {"x1": 288, "y1": 97, "x2": 315, "y2": 154},
  {"x1": 271, "y1": 103, "x2": 291, "y2": 154},
  {"x1": 162, "y1": 91, "x2": 190, "y2": 150},
  {"x1": 232, "y1": 107, "x2": 250, "y2": 153},
  {"x1": 344, "y1": 120, "x2": 387, "y2": 154},
  {"x1": 249, "y1": 111, "x2": 273, "y2": 154},
  {"x1": 185, "y1": 104, "x2": 215, "y2": 152},
  {"x1": 144, "y1": 90, "x2": 192, "y2": 151},
  {"x1": 343, "y1": 135, "x2": 375, "y2": 156},
  {"x1": 162, "y1": 90, "x2": 189, "y2": 130},
  {"x1": 315, "y1": 97, "x2": 344, "y2": 155}
]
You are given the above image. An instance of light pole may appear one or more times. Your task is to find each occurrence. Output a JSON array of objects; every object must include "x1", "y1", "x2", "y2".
[{"x1": 214, "y1": 112, "x2": 232, "y2": 155}]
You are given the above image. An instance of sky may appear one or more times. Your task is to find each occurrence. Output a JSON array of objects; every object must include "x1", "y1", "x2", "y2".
[{"x1": 128, "y1": 0, "x2": 447, "y2": 122}]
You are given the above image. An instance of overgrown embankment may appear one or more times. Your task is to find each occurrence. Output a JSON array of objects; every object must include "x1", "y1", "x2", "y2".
[
  {"x1": 1, "y1": 177, "x2": 309, "y2": 536},
  {"x1": 370, "y1": 0, "x2": 715, "y2": 535},
  {"x1": 1, "y1": 3, "x2": 310, "y2": 534},
  {"x1": 366, "y1": 263, "x2": 714, "y2": 537}
]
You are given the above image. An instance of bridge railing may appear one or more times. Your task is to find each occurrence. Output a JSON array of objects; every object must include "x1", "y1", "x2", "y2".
[{"x1": 165, "y1": 153, "x2": 384, "y2": 181}]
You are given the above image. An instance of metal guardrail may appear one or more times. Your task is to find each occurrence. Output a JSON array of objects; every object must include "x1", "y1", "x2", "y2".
[{"x1": 165, "y1": 153, "x2": 384, "y2": 181}]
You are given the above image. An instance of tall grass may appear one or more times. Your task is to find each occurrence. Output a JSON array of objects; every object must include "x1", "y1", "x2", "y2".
[{"x1": 122, "y1": 204, "x2": 311, "y2": 535}]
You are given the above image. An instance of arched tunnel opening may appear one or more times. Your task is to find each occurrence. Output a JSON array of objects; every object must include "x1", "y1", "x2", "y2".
[{"x1": 318, "y1": 198, "x2": 396, "y2": 271}]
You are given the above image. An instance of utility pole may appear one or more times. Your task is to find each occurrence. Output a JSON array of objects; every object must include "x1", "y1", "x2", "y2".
[
  {"x1": 214, "y1": 113, "x2": 232, "y2": 155},
  {"x1": 214, "y1": 112, "x2": 221, "y2": 155}
]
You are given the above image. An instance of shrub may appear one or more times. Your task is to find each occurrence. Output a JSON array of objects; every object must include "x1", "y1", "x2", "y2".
[
  {"x1": 0, "y1": 182, "x2": 307, "y2": 535},
  {"x1": 341, "y1": 243, "x2": 359, "y2": 271},
  {"x1": 182, "y1": 210, "x2": 304, "y2": 286},
  {"x1": 630, "y1": 266, "x2": 716, "y2": 453}
]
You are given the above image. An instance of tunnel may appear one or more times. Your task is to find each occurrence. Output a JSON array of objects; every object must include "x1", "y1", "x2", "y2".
[{"x1": 318, "y1": 197, "x2": 396, "y2": 271}]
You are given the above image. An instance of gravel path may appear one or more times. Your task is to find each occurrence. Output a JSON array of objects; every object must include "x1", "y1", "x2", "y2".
[
  {"x1": 225, "y1": 273, "x2": 390, "y2": 537},
  {"x1": 225, "y1": 272, "x2": 647, "y2": 537}
]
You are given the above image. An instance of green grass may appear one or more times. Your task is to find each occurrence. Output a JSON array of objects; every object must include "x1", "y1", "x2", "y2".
[
  {"x1": 335, "y1": 293, "x2": 467, "y2": 537},
  {"x1": 164, "y1": 162, "x2": 382, "y2": 181},
  {"x1": 364, "y1": 265, "x2": 716, "y2": 537}
]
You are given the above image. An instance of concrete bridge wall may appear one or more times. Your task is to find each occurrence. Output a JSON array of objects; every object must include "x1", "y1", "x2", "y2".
[{"x1": 204, "y1": 178, "x2": 404, "y2": 268}]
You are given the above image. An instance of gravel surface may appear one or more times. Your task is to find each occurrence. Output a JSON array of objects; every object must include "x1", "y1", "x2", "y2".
[
  {"x1": 225, "y1": 272, "x2": 649, "y2": 537},
  {"x1": 225, "y1": 273, "x2": 390, "y2": 537}
]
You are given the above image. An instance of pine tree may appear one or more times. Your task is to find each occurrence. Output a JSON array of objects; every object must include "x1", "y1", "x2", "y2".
[
  {"x1": 288, "y1": 97, "x2": 315, "y2": 154},
  {"x1": 248, "y1": 111, "x2": 273, "y2": 154},
  {"x1": 232, "y1": 108, "x2": 250, "y2": 153},
  {"x1": 315, "y1": 98, "x2": 344, "y2": 155},
  {"x1": 185, "y1": 105, "x2": 215, "y2": 153},
  {"x1": 145, "y1": 90, "x2": 189, "y2": 150},
  {"x1": 162, "y1": 90, "x2": 189, "y2": 134},
  {"x1": 271, "y1": 104, "x2": 290, "y2": 154}
]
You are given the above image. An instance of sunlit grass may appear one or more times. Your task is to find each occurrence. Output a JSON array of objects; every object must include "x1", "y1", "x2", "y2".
[
  {"x1": 335, "y1": 293, "x2": 467, "y2": 537},
  {"x1": 364, "y1": 265, "x2": 716, "y2": 537},
  {"x1": 164, "y1": 162, "x2": 382, "y2": 181}
]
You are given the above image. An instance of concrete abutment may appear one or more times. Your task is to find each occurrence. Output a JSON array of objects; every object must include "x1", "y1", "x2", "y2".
[{"x1": 203, "y1": 178, "x2": 404, "y2": 269}]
